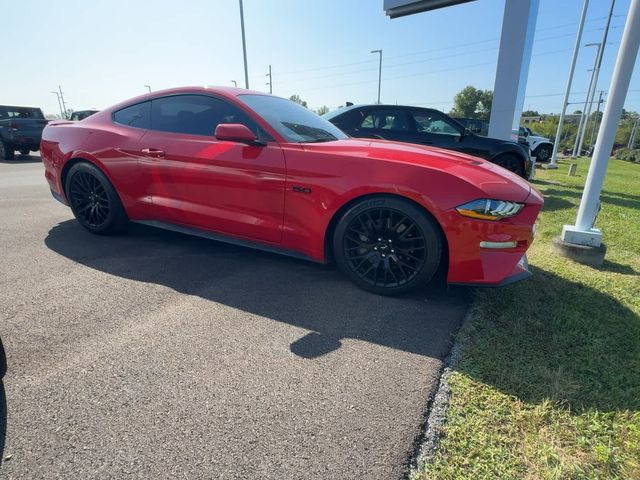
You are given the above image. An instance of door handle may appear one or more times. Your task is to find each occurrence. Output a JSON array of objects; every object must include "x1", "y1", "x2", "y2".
[{"x1": 141, "y1": 148, "x2": 165, "y2": 158}]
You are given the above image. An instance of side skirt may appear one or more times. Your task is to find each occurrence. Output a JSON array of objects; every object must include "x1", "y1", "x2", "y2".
[{"x1": 132, "y1": 220, "x2": 324, "y2": 264}]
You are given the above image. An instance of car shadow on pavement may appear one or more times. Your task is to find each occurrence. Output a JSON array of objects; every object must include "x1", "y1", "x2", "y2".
[
  {"x1": 0, "y1": 155, "x2": 41, "y2": 165},
  {"x1": 454, "y1": 265, "x2": 639, "y2": 413},
  {"x1": 45, "y1": 221, "x2": 470, "y2": 360}
]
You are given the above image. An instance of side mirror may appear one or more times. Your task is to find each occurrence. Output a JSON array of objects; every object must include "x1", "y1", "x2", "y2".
[{"x1": 214, "y1": 124, "x2": 264, "y2": 145}]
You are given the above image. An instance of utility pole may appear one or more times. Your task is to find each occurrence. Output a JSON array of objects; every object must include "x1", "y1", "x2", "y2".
[
  {"x1": 588, "y1": 90, "x2": 605, "y2": 152},
  {"x1": 371, "y1": 49, "x2": 382, "y2": 104},
  {"x1": 572, "y1": 42, "x2": 601, "y2": 157},
  {"x1": 576, "y1": 0, "x2": 616, "y2": 157},
  {"x1": 239, "y1": 0, "x2": 249, "y2": 89},
  {"x1": 549, "y1": 0, "x2": 589, "y2": 168},
  {"x1": 51, "y1": 91, "x2": 64, "y2": 118},
  {"x1": 58, "y1": 85, "x2": 68, "y2": 119},
  {"x1": 144, "y1": 85, "x2": 151, "y2": 93},
  {"x1": 266, "y1": 65, "x2": 272, "y2": 94}
]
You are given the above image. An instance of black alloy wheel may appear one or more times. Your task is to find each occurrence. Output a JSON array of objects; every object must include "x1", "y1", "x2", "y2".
[
  {"x1": 69, "y1": 171, "x2": 111, "y2": 228},
  {"x1": 334, "y1": 196, "x2": 442, "y2": 295},
  {"x1": 65, "y1": 162, "x2": 128, "y2": 234}
]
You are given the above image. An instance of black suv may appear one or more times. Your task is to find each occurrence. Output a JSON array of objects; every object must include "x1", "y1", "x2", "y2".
[{"x1": 324, "y1": 105, "x2": 531, "y2": 179}]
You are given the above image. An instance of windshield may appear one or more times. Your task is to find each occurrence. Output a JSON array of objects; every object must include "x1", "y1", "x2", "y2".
[{"x1": 238, "y1": 94, "x2": 348, "y2": 143}]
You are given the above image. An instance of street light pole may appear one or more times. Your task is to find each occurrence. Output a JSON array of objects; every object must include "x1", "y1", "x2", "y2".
[
  {"x1": 231, "y1": 80, "x2": 238, "y2": 87},
  {"x1": 51, "y1": 91, "x2": 64, "y2": 118},
  {"x1": 549, "y1": 0, "x2": 589, "y2": 169},
  {"x1": 371, "y1": 49, "x2": 382, "y2": 104},
  {"x1": 239, "y1": 0, "x2": 249, "y2": 89},
  {"x1": 572, "y1": 42, "x2": 601, "y2": 157},
  {"x1": 144, "y1": 85, "x2": 151, "y2": 93},
  {"x1": 576, "y1": 0, "x2": 616, "y2": 157},
  {"x1": 587, "y1": 90, "x2": 605, "y2": 151}
]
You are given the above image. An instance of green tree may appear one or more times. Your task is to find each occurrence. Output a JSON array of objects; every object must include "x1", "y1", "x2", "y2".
[
  {"x1": 449, "y1": 86, "x2": 493, "y2": 120},
  {"x1": 522, "y1": 110, "x2": 540, "y2": 117},
  {"x1": 315, "y1": 105, "x2": 330, "y2": 116},
  {"x1": 289, "y1": 94, "x2": 308, "y2": 108}
]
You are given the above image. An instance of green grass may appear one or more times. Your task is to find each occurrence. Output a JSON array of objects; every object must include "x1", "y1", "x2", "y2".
[{"x1": 414, "y1": 157, "x2": 640, "y2": 480}]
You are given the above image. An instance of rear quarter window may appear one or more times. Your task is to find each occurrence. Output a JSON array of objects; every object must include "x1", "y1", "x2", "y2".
[{"x1": 113, "y1": 102, "x2": 151, "y2": 129}]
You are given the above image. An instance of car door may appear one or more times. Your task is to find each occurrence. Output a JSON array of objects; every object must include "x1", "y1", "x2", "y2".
[
  {"x1": 351, "y1": 107, "x2": 416, "y2": 143},
  {"x1": 138, "y1": 94, "x2": 286, "y2": 244},
  {"x1": 409, "y1": 109, "x2": 465, "y2": 151}
]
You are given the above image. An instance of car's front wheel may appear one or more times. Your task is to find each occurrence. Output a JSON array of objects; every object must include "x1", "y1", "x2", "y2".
[
  {"x1": 535, "y1": 144, "x2": 552, "y2": 163},
  {"x1": 65, "y1": 162, "x2": 128, "y2": 235},
  {"x1": 333, "y1": 196, "x2": 442, "y2": 295},
  {"x1": 19, "y1": 149, "x2": 30, "y2": 156}
]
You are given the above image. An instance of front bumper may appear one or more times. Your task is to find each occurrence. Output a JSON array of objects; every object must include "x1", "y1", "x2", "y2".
[
  {"x1": 450, "y1": 254, "x2": 532, "y2": 287},
  {"x1": 444, "y1": 188, "x2": 542, "y2": 286}
]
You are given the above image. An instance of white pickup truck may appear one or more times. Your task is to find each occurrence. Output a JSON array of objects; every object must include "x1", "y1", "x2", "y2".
[{"x1": 518, "y1": 126, "x2": 554, "y2": 163}]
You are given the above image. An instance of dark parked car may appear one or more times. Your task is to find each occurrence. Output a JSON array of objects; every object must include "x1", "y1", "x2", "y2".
[
  {"x1": 69, "y1": 110, "x2": 99, "y2": 121},
  {"x1": 0, "y1": 105, "x2": 48, "y2": 160},
  {"x1": 324, "y1": 105, "x2": 532, "y2": 178}
]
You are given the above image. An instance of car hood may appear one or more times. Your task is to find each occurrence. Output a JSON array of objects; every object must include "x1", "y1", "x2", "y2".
[{"x1": 301, "y1": 138, "x2": 533, "y2": 202}]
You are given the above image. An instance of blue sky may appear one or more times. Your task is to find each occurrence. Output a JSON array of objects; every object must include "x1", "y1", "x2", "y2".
[{"x1": 2, "y1": 0, "x2": 638, "y2": 116}]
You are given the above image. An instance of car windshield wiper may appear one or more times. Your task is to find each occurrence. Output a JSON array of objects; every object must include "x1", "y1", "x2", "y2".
[{"x1": 281, "y1": 122, "x2": 338, "y2": 143}]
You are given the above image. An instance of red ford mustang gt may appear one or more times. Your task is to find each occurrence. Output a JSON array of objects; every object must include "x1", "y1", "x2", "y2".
[{"x1": 41, "y1": 87, "x2": 543, "y2": 295}]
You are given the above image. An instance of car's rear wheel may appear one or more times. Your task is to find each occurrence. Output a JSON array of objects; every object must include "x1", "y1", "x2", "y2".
[
  {"x1": 535, "y1": 144, "x2": 552, "y2": 163},
  {"x1": 493, "y1": 154, "x2": 524, "y2": 177},
  {"x1": 333, "y1": 196, "x2": 442, "y2": 295},
  {"x1": 0, "y1": 141, "x2": 14, "y2": 160},
  {"x1": 65, "y1": 162, "x2": 128, "y2": 235}
]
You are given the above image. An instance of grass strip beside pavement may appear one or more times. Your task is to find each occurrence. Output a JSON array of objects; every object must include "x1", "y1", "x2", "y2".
[{"x1": 414, "y1": 157, "x2": 640, "y2": 480}]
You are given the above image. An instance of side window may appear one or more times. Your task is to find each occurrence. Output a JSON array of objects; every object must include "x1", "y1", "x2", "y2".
[
  {"x1": 150, "y1": 95, "x2": 262, "y2": 137},
  {"x1": 412, "y1": 111, "x2": 461, "y2": 137},
  {"x1": 113, "y1": 102, "x2": 151, "y2": 129},
  {"x1": 359, "y1": 110, "x2": 411, "y2": 131}
]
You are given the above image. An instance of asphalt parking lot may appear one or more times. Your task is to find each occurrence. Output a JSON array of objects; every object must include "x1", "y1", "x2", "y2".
[{"x1": 0, "y1": 155, "x2": 469, "y2": 479}]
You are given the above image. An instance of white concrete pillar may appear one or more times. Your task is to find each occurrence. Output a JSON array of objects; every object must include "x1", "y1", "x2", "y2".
[{"x1": 488, "y1": 0, "x2": 540, "y2": 142}]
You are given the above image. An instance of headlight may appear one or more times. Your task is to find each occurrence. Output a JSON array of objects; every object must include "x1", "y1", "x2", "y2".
[{"x1": 456, "y1": 199, "x2": 524, "y2": 221}]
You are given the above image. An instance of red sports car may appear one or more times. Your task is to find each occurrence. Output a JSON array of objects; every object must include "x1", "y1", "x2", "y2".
[{"x1": 41, "y1": 87, "x2": 543, "y2": 295}]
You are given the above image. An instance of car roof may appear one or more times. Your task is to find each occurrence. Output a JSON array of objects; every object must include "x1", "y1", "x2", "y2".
[
  {"x1": 104, "y1": 86, "x2": 274, "y2": 113},
  {"x1": 323, "y1": 103, "x2": 444, "y2": 120}
]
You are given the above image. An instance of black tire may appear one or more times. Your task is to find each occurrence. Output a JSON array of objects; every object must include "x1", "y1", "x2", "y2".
[
  {"x1": 65, "y1": 162, "x2": 128, "y2": 235},
  {"x1": 493, "y1": 154, "x2": 525, "y2": 177},
  {"x1": 534, "y1": 144, "x2": 552, "y2": 163},
  {"x1": 333, "y1": 195, "x2": 442, "y2": 295},
  {"x1": 19, "y1": 149, "x2": 30, "y2": 156},
  {"x1": 0, "y1": 141, "x2": 14, "y2": 160}
]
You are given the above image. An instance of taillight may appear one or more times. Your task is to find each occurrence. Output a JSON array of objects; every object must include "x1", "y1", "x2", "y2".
[{"x1": 9, "y1": 121, "x2": 17, "y2": 131}]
